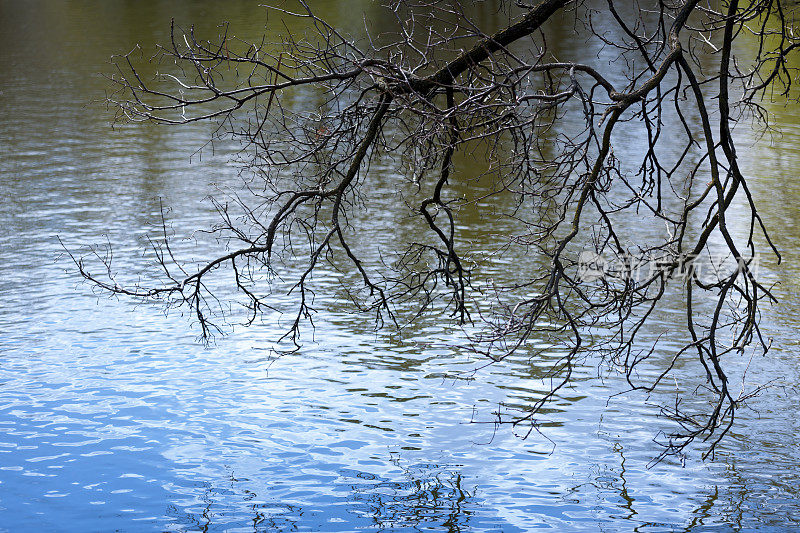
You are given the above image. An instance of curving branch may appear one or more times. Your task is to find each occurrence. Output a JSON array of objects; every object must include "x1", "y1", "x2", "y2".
[{"x1": 71, "y1": 0, "x2": 800, "y2": 460}]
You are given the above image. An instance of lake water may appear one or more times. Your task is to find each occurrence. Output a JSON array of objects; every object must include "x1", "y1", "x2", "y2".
[{"x1": 2, "y1": 1, "x2": 800, "y2": 531}]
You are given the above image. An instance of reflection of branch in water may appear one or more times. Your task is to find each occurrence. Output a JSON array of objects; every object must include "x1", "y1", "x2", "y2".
[
  {"x1": 347, "y1": 459, "x2": 479, "y2": 532},
  {"x1": 165, "y1": 479, "x2": 215, "y2": 533},
  {"x1": 163, "y1": 471, "x2": 306, "y2": 532},
  {"x1": 565, "y1": 442, "x2": 732, "y2": 532},
  {"x1": 161, "y1": 462, "x2": 481, "y2": 532},
  {"x1": 681, "y1": 486, "x2": 721, "y2": 533}
]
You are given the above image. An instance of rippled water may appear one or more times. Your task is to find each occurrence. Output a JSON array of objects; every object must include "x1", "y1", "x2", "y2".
[{"x1": 2, "y1": 1, "x2": 800, "y2": 531}]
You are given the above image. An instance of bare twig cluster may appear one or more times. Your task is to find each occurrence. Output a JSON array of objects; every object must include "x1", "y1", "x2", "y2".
[{"x1": 71, "y1": 0, "x2": 799, "y2": 459}]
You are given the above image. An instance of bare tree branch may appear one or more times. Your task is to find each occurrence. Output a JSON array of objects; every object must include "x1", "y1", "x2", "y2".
[{"x1": 71, "y1": 0, "x2": 800, "y2": 460}]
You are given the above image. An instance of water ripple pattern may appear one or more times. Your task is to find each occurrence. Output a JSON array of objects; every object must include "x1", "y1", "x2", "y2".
[{"x1": 1, "y1": 1, "x2": 799, "y2": 531}]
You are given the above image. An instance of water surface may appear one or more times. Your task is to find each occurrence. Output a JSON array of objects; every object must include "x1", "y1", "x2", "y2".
[{"x1": 1, "y1": 1, "x2": 800, "y2": 531}]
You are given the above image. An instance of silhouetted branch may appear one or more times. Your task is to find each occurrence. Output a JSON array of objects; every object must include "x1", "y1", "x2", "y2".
[{"x1": 72, "y1": 0, "x2": 800, "y2": 460}]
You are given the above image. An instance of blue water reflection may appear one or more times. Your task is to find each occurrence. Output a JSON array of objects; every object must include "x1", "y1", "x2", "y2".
[{"x1": 2, "y1": 0, "x2": 800, "y2": 531}]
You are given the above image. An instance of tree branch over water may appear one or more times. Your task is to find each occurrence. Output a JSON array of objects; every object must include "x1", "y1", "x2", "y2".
[{"x1": 72, "y1": 0, "x2": 800, "y2": 460}]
